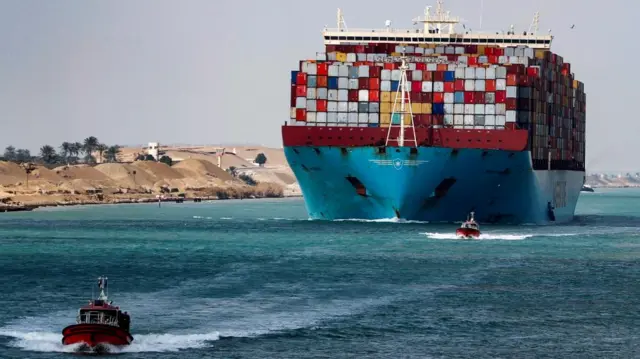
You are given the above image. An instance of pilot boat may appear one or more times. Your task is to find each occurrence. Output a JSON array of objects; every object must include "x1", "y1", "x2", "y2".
[{"x1": 455, "y1": 212, "x2": 481, "y2": 239}]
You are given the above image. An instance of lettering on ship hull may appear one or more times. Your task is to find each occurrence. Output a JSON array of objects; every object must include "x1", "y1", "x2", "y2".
[{"x1": 369, "y1": 159, "x2": 429, "y2": 170}]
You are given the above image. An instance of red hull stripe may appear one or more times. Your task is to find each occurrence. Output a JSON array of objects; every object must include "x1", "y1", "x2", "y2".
[
  {"x1": 62, "y1": 324, "x2": 133, "y2": 347},
  {"x1": 281, "y1": 126, "x2": 528, "y2": 151}
]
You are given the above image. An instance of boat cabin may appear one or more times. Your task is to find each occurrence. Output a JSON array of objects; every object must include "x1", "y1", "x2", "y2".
[
  {"x1": 77, "y1": 299, "x2": 130, "y2": 332},
  {"x1": 461, "y1": 221, "x2": 479, "y2": 230}
]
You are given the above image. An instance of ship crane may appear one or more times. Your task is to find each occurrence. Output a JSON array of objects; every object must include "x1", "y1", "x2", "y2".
[{"x1": 385, "y1": 55, "x2": 417, "y2": 148}]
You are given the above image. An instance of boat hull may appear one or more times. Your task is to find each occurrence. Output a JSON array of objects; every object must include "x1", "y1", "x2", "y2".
[
  {"x1": 283, "y1": 146, "x2": 584, "y2": 224},
  {"x1": 62, "y1": 323, "x2": 133, "y2": 349},
  {"x1": 456, "y1": 227, "x2": 480, "y2": 239}
]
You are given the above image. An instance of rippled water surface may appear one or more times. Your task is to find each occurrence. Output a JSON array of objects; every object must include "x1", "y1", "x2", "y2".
[{"x1": 1, "y1": 190, "x2": 640, "y2": 358}]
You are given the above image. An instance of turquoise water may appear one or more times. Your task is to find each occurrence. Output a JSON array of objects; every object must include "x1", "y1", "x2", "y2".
[{"x1": 1, "y1": 191, "x2": 639, "y2": 358}]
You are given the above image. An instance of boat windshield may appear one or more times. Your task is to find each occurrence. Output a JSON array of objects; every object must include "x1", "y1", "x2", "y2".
[{"x1": 78, "y1": 309, "x2": 119, "y2": 326}]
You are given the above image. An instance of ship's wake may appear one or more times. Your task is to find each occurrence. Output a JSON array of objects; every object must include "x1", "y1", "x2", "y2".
[{"x1": 422, "y1": 232, "x2": 533, "y2": 240}]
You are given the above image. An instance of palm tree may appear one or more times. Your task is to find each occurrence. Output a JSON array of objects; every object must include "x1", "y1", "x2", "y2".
[
  {"x1": 83, "y1": 136, "x2": 99, "y2": 164},
  {"x1": 96, "y1": 143, "x2": 108, "y2": 163},
  {"x1": 105, "y1": 145, "x2": 121, "y2": 163},
  {"x1": 60, "y1": 142, "x2": 71, "y2": 164},
  {"x1": 39, "y1": 145, "x2": 57, "y2": 164}
]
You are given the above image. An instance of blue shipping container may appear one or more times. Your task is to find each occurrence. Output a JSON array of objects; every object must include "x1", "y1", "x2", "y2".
[
  {"x1": 368, "y1": 123, "x2": 379, "y2": 128},
  {"x1": 433, "y1": 103, "x2": 445, "y2": 115},
  {"x1": 349, "y1": 67, "x2": 359, "y2": 79},
  {"x1": 454, "y1": 92, "x2": 465, "y2": 103},
  {"x1": 391, "y1": 81, "x2": 399, "y2": 92},
  {"x1": 308, "y1": 75, "x2": 317, "y2": 88},
  {"x1": 327, "y1": 77, "x2": 338, "y2": 89},
  {"x1": 392, "y1": 113, "x2": 402, "y2": 125},
  {"x1": 291, "y1": 71, "x2": 299, "y2": 85},
  {"x1": 444, "y1": 71, "x2": 455, "y2": 82}
]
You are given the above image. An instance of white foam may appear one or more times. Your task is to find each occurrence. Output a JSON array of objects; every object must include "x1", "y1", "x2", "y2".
[
  {"x1": 422, "y1": 232, "x2": 533, "y2": 240},
  {"x1": 333, "y1": 218, "x2": 428, "y2": 224}
]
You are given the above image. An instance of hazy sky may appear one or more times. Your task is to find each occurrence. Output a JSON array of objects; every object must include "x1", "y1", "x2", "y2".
[{"x1": 0, "y1": 0, "x2": 636, "y2": 172}]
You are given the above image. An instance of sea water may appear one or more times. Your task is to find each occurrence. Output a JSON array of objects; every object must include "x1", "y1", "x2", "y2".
[{"x1": 1, "y1": 191, "x2": 640, "y2": 358}]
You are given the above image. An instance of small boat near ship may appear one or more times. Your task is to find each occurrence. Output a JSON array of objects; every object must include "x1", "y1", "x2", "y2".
[
  {"x1": 62, "y1": 276, "x2": 133, "y2": 353},
  {"x1": 581, "y1": 184, "x2": 595, "y2": 192},
  {"x1": 455, "y1": 212, "x2": 481, "y2": 239}
]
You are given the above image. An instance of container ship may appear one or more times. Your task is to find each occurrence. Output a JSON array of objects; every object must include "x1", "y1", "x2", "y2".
[{"x1": 282, "y1": 1, "x2": 586, "y2": 224}]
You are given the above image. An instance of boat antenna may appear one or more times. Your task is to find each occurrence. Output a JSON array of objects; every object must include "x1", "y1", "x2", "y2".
[
  {"x1": 385, "y1": 52, "x2": 417, "y2": 147},
  {"x1": 97, "y1": 276, "x2": 108, "y2": 301}
]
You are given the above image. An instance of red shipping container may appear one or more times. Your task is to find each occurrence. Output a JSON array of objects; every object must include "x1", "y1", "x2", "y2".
[
  {"x1": 359, "y1": 78, "x2": 369, "y2": 90},
  {"x1": 506, "y1": 98, "x2": 517, "y2": 110},
  {"x1": 505, "y1": 122, "x2": 516, "y2": 130},
  {"x1": 423, "y1": 71, "x2": 433, "y2": 81},
  {"x1": 369, "y1": 78, "x2": 380, "y2": 90},
  {"x1": 488, "y1": 55, "x2": 499, "y2": 64},
  {"x1": 474, "y1": 92, "x2": 485, "y2": 104},
  {"x1": 411, "y1": 92, "x2": 421, "y2": 102},
  {"x1": 417, "y1": 114, "x2": 432, "y2": 126},
  {"x1": 423, "y1": 93, "x2": 433, "y2": 103},
  {"x1": 412, "y1": 81, "x2": 422, "y2": 92},
  {"x1": 290, "y1": 85, "x2": 296, "y2": 107},
  {"x1": 317, "y1": 76, "x2": 328, "y2": 87},
  {"x1": 454, "y1": 80, "x2": 465, "y2": 91},
  {"x1": 468, "y1": 56, "x2": 478, "y2": 66},
  {"x1": 437, "y1": 64, "x2": 447, "y2": 71},
  {"x1": 432, "y1": 115, "x2": 444, "y2": 125},
  {"x1": 444, "y1": 82, "x2": 455, "y2": 92},
  {"x1": 433, "y1": 92, "x2": 444, "y2": 103},
  {"x1": 355, "y1": 45, "x2": 365, "y2": 53},
  {"x1": 494, "y1": 47, "x2": 504, "y2": 56},
  {"x1": 369, "y1": 66, "x2": 381, "y2": 78},
  {"x1": 464, "y1": 92, "x2": 475, "y2": 104},
  {"x1": 495, "y1": 91, "x2": 506, "y2": 103},
  {"x1": 384, "y1": 63, "x2": 395, "y2": 70},
  {"x1": 296, "y1": 72, "x2": 307, "y2": 85},
  {"x1": 433, "y1": 71, "x2": 444, "y2": 82},
  {"x1": 485, "y1": 80, "x2": 496, "y2": 92},
  {"x1": 416, "y1": 63, "x2": 427, "y2": 71},
  {"x1": 296, "y1": 109, "x2": 306, "y2": 121},
  {"x1": 506, "y1": 74, "x2": 518, "y2": 86},
  {"x1": 296, "y1": 85, "x2": 307, "y2": 97},
  {"x1": 348, "y1": 90, "x2": 359, "y2": 102},
  {"x1": 317, "y1": 63, "x2": 329, "y2": 76},
  {"x1": 369, "y1": 90, "x2": 380, "y2": 102},
  {"x1": 527, "y1": 66, "x2": 539, "y2": 77},
  {"x1": 326, "y1": 45, "x2": 337, "y2": 52},
  {"x1": 317, "y1": 100, "x2": 328, "y2": 112}
]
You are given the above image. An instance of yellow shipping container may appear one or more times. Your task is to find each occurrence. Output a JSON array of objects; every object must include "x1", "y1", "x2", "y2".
[
  {"x1": 404, "y1": 114, "x2": 412, "y2": 125},
  {"x1": 391, "y1": 52, "x2": 400, "y2": 56},
  {"x1": 381, "y1": 114, "x2": 391, "y2": 124},
  {"x1": 477, "y1": 45, "x2": 486, "y2": 55},
  {"x1": 422, "y1": 103, "x2": 432, "y2": 114},
  {"x1": 336, "y1": 52, "x2": 347, "y2": 62},
  {"x1": 535, "y1": 50, "x2": 545, "y2": 59},
  {"x1": 573, "y1": 80, "x2": 579, "y2": 89},
  {"x1": 412, "y1": 103, "x2": 422, "y2": 114},
  {"x1": 381, "y1": 102, "x2": 392, "y2": 113},
  {"x1": 381, "y1": 92, "x2": 392, "y2": 103}
]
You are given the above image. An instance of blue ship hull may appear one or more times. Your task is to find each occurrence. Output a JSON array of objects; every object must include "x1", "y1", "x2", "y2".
[{"x1": 284, "y1": 146, "x2": 585, "y2": 224}]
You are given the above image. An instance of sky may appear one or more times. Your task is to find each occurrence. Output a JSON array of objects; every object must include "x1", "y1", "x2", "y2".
[{"x1": 0, "y1": 0, "x2": 636, "y2": 172}]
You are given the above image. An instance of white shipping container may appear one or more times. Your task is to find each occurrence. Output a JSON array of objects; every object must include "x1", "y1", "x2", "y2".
[
  {"x1": 296, "y1": 97, "x2": 307, "y2": 108},
  {"x1": 424, "y1": 48, "x2": 434, "y2": 55},
  {"x1": 328, "y1": 112, "x2": 338, "y2": 122},
  {"x1": 306, "y1": 63, "x2": 317, "y2": 75},
  {"x1": 457, "y1": 56, "x2": 468, "y2": 64},
  {"x1": 307, "y1": 100, "x2": 317, "y2": 112},
  {"x1": 496, "y1": 103, "x2": 506, "y2": 115},
  {"x1": 358, "y1": 113, "x2": 368, "y2": 123},
  {"x1": 338, "y1": 65, "x2": 349, "y2": 77},
  {"x1": 328, "y1": 90, "x2": 338, "y2": 101},
  {"x1": 474, "y1": 80, "x2": 486, "y2": 92},
  {"x1": 415, "y1": 47, "x2": 425, "y2": 55},
  {"x1": 433, "y1": 82, "x2": 444, "y2": 92},
  {"x1": 473, "y1": 115, "x2": 485, "y2": 126},
  {"x1": 444, "y1": 104, "x2": 454, "y2": 114},
  {"x1": 405, "y1": 46, "x2": 415, "y2": 53},
  {"x1": 464, "y1": 115, "x2": 474, "y2": 125},
  {"x1": 505, "y1": 47, "x2": 515, "y2": 57},
  {"x1": 381, "y1": 81, "x2": 391, "y2": 92},
  {"x1": 435, "y1": 46, "x2": 445, "y2": 54},
  {"x1": 358, "y1": 66, "x2": 370, "y2": 78},
  {"x1": 506, "y1": 86, "x2": 517, "y2": 98},
  {"x1": 444, "y1": 114, "x2": 454, "y2": 125},
  {"x1": 465, "y1": 67, "x2": 475, "y2": 79},
  {"x1": 316, "y1": 53, "x2": 326, "y2": 62},
  {"x1": 290, "y1": 108, "x2": 296, "y2": 119},
  {"x1": 338, "y1": 90, "x2": 348, "y2": 102},
  {"x1": 369, "y1": 103, "x2": 380, "y2": 113},
  {"x1": 485, "y1": 92, "x2": 495, "y2": 104},
  {"x1": 357, "y1": 123, "x2": 368, "y2": 128},
  {"x1": 421, "y1": 81, "x2": 433, "y2": 92},
  {"x1": 369, "y1": 113, "x2": 379, "y2": 123},
  {"x1": 409, "y1": 63, "x2": 417, "y2": 71},
  {"x1": 395, "y1": 45, "x2": 404, "y2": 53},
  {"x1": 455, "y1": 46, "x2": 464, "y2": 55},
  {"x1": 445, "y1": 46, "x2": 454, "y2": 54},
  {"x1": 307, "y1": 88, "x2": 317, "y2": 99},
  {"x1": 496, "y1": 67, "x2": 507, "y2": 79},
  {"x1": 465, "y1": 80, "x2": 475, "y2": 91},
  {"x1": 338, "y1": 77, "x2": 349, "y2": 89},
  {"x1": 294, "y1": 121, "x2": 305, "y2": 126},
  {"x1": 475, "y1": 67, "x2": 486, "y2": 79},
  {"x1": 498, "y1": 56, "x2": 507, "y2": 64},
  {"x1": 454, "y1": 104, "x2": 465, "y2": 114},
  {"x1": 514, "y1": 47, "x2": 524, "y2": 57},
  {"x1": 455, "y1": 67, "x2": 465, "y2": 79},
  {"x1": 359, "y1": 90, "x2": 369, "y2": 102},
  {"x1": 412, "y1": 70, "x2": 423, "y2": 81},
  {"x1": 485, "y1": 67, "x2": 496, "y2": 79},
  {"x1": 347, "y1": 113, "x2": 358, "y2": 123},
  {"x1": 444, "y1": 93, "x2": 454, "y2": 104},
  {"x1": 317, "y1": 112, "x2": 327, "y2": 123},
  {"x1": 317, "y1": 88, "x2": 328, "y2": 100},
  {"x1": 346, "y1": 53, "x2": 357, "y2": 62},
  {"x1": 381, "y1": 70, "x2": 391, "y2": 81},
  {"x1": 427, "y1": 63, "x2": 437, "y2": 71},
  {"x1": 464, "y1": 104, "x2": 474, "y2": 115},
  {"x1": 391, "y1": 70, "x2": 401, "y2": 81},
  {"x1": 453, "y1": 114, "x2": 464, "y2": 125},
  {"x1": 328, "y1": 65, "x2": 339, "y2": 77},
  {"x1": 448, "y1": 64, "x2": 457, "y2": 71},
  {"x1": 485, "y1": 115, "x2": 496, "y2": 126},
  {"x1": 327, "y1": 52, "x2": 337, "y2": 61},
  {"x1": 506, "y1": 110, "x2": 516, "y2": 123},
  {"x1": 496, "y1": 115, "x2": 506, "y2": 126},
  {"x1": 478, "y1": 56, "x2": 488, "y2": 64},
  {"x1": 485, "y1": 104, "x2": 496, "y2": 115},
  {"x1": 337, "y1": 122, "x2": 348, "y2": 127},
  {"x1": 307, "y1": 112, "x2": 317, "y2": 122},
  {"x1": 348, "y1": 102, "x2": 358, "y2": 112},
  {"x1": 496, "y1": 79, "x2": 507, "y2": 91},
  {"x1": 338, "y1": 101, "x2": 348, "y2": 112},
  {"x1": 524, "y1": 48, "x2": 534, "y2": 59},
  {"x1": 474, "y1": 104, "x2": 485, "y2": 114},
  {"x1": 366, "y1": 54, "x2": 376, "y2": 62},
  {"x1": 337, "y1": 113, "x2": 348, "y2": 123},
  {"x1": 356, "y1": 53, "x2": 366, "y2": 62},
  {"x1": 328, "y1": 101, "x2": 338, "y2": 112}
]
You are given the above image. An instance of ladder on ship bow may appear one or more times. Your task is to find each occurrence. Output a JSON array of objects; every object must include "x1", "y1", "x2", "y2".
[{"x1": 385, "y1": 55, "x2": 418, "y2": 148}]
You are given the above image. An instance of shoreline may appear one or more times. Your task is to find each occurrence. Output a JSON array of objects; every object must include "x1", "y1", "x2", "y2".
[{"x1": 0, "y1": 194, "x2": 304, "y2": 213}]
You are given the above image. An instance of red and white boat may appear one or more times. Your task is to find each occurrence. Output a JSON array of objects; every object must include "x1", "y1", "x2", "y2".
[
  {"x1": 62, "y1": 276, "x2": 133, "y2": 353},
  {"x1": 455, "y1": 212, "x2": 481, "y2": 239}
]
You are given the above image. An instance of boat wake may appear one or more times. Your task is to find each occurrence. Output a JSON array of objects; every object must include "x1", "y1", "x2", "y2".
[
  {"x1": 0, "y1": 329, "x2": 221, "y2": 353},
  {"x1": 333, "y1": 218, "x2": 428, "y2": 224},
  {"x1": 422, "y1": 232, "x2": 533, "y2": 240}
]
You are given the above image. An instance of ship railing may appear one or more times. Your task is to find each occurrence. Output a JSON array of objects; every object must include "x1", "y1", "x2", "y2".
[{"x1": 323, "y1": 28, "x2": 551, "y2": 39}]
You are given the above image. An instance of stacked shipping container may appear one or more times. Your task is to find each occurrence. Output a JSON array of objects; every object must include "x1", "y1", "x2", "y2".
[{"x1": 289, "y1": 43, "x2": 585, "y2": 171}]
